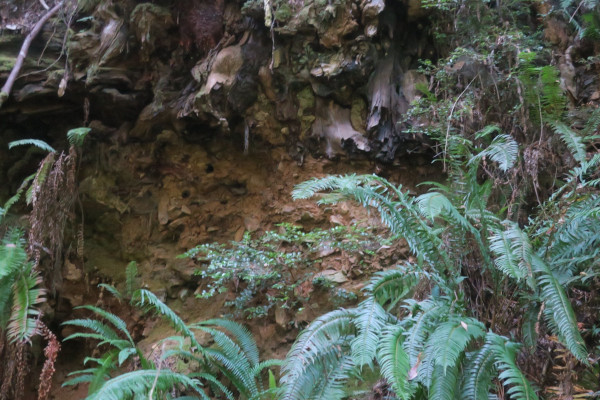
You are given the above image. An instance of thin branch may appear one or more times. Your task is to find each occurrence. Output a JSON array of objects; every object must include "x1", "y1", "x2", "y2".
[
  {"x1": 443, "y1": 75, "x2": 477, "y2": 172},
  {"x1": 0, "y1": 1, "x2": 64, "y2": 109}
]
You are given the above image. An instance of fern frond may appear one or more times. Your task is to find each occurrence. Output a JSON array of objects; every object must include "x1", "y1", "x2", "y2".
[
  {"x1": 550, "y1": 121, "x2": 587, "y2": 164},
  {"x1": 0, "y1": 229, "x2": 28, "y2": 279},
  {"x1": 67, "y1": 127, "x2": 91, "y2": 147},
  {"x1": 85, "y1": 369, "x2": 204, "y2": 400},
  {"x1": 310, "y1": 354, "x2": 355, "y2": 400},
  {"x1": 402, "y1": 299, "x2": 449, "y2": 366},
  {"x1": 97, "y1": 284, "x2": 123, "y2": 302},
  {"x1": 491, "y1": 336, "x2": 539, "y2": 400},
  {"x1": 63, "y1": 318, "x2": 122, "y2": 342},
  {"x1": 426, "y1": 317, "x2": 485, "y2": 373},
  {"x1": 190, "y1": 372, "x2": 235, "y2": 400},
  {"x1": 470, "y1": 134, "x2": 519, "y2": 172},
  {"x1": 429, "y1": 362, "x2": 460, "y2": 400},
  {"x1": 198, "y1": 326, "x2": 257, "y2": 398},
  {"x1": 133, "y1": 289, "x2": 201, "y2": 350},
  {"x1": 8, "y1": 139, "x2": 56, "y2": 153},
  {"x1": 462, "y1": 334, "x2": 499, "y2": 400},
  {"x1": 531, "y1": 255, "x2": 588, "y2": 363},
  {"x1": 377, "y1": 324, "x2": 411, "y2": 399},
  {"x1": 196, "y1": 318, "x2": 260, "y2": 367},
  {"x1": 8, "y1": 267, "x2": 44, "y2": 343},
  {"x1": 280, "y1": 309, "x2": 355, "y2": 400},
  {"x1": 364, "y1": 266, "x2": 421, "y2": 310},
  {"x1": 74, "y1": 305, "x2": 135, "y2": 345},
  {"x1": 489, "y1": 223, "x2": 533, "y2": 284},
  {"x1": 294, "y1": 174, "x2": 451, "y2": 272},
  {"x1": 350, "y1": 296, "x2": 388, "y2": 368}
]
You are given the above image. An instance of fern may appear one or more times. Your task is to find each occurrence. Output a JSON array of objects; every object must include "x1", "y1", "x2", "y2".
[
  {"x1": 469, "y1": 134, "x2": 519, "y2": 172},
  {"x1": 84, "y1": 370, "x2": 205, "y2": 400},
  {"x1": 531, "y1": 255, "x2": 588, "y2": 363},
  {"x1": 461, "y1": 336, "x2": 498, "y2": 400},
  {"x1": 429, "y1": 362, "x2": 461, "y2": 400},
  {"x1": 133, "y1": 289, "x2": 202, "y2": 350},
  {"x1": 350, "y1": 296, "x2": 389, "y2": 368},
  {"x1": 124, "y1": 261, "x2": 138, "y2": 299},
  {"x1": 489, "y1": 222, "x2": 534, "y2": 285},
  {"x1": 8, "y1": 139, "x2": 56, "y2": 153},
  {"x1": 491, "y1": 336, "x2": 539, "y2": 400},
  {"x1": 377, "y1": 324, "x2": 412, "y2": 399},
  {"x1": 8, "y1": 267, "x2": 44, "y2": 343},
  {"x1": 426, "y1": 317, "x2": 485, "y2": 374},
  {"x1": 549, "y1": 121, "x2": 587, "y2": 164},
  {"x1": 67, "y1": 127, "x2": 91, "y2": 147}
]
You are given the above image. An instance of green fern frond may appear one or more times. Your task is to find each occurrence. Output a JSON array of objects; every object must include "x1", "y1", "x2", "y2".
[
  {"x1": 470, "y1": 134, "x2": 519, "y2": 172},
  {"x1": 8, "y1": 139, "x2": 56, "y2": 153},
  {"x1": 125, "y1": 261, "x2": 138, "y2": 298},
  {"x1": 364, "y1": 266, "x2": 422, "y2": 310},
  {"x1": 280, "y1": 309, "x2": 355, "y2": 400},
  {"x1": 426, "y1": 317, "x2": 485, "y2": 374},
  {"x1": 133, "y1": 289, "x2": 202, "y2": 350},
  {"x1": 0, "y1": 229, "x2": 28, "y2": 279},
  {"x1": 67, "y1": 127, "x2": 91, "y2": 147},
  {"x1": 85, "y1": 369, "x2": 204, "y2": 400},
  {"x1": 310, "y1": 354, "x2": 355, "y2": 400},
  {"x1": 429, "y1": 362, "x2": 460, "y2": 400},
  {"x1": 62, "y1": 318, "x2": 125, "y2": 346},
  {"x1": 251, "y1": 359, "x2": 284, "y2": 377},
  {"x1": 8, "y1": 267, "x2": 44, "y2": 343},
  {"x1": 97, "y1": 283, "x2": 123, "y2": 302},
  {"x1": 196, "y1": 318, "x2": 260, "y2": 367},
  {"x1": 462, "y1": 334, "x2": 499, "y2": 400},
  {"x1": 190, "y1": 372, "x2": 235, "y2": 400},
  {"x1": 74, "y1": 305, "x2": 135, "y2": 345},
  {"x1": 550, "y1": 121, "x2": 587, "y2": 164},
  {"x1": 531, "y1": 255, "x2": 588, "y2": 363},
  {"x1": 197, "y1": 327, "x2": 257, "y2": 398},
  {"x1": 294, "y1": 174, "x2": 451, "y2": 272},
  {"x1": 402, "y1": 299, "x2": 449, "y2": 366},
  {"x1": 491, "y1": 336, "x2": 539, "y2": 400},
  {"x1": 489, "y1": 223, "x2": 533, "y2": 284},
  {"x1": 350, "y1": 296, "x2": 388, "y2": 368},
  {"x1": 377, "y1": 324, "x2": 411, "y2": 399}
]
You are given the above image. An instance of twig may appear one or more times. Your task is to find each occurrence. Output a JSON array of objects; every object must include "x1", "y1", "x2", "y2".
[
  {"x1": 443, "y1": 75, "x2": 477, "y2": 172},
  {"x1": 39, "y1": 0, "x2": 50, "y2": 10},
  {"x1": 0, "y1": 1, "x2": 64, "y2": 109}
]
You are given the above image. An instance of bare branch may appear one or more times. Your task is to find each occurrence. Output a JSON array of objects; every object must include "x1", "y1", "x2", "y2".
[{"x1": 0, "y1": 1, "x2": 64, "y2": 109}]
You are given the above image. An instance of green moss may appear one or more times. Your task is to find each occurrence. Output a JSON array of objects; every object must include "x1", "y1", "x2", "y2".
[
  {"x1": 274, "y1": 3, "x2": 293, "y2": 22},
  {"x1": 296, "y1": 86, "x2": 315, "y2": 117},
  {"x1": 0, "y1": 55, "x2": 16, "y2": 73}
]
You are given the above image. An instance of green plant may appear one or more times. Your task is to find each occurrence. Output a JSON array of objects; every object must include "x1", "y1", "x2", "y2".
[
  {"x1": 279, "y1": 123, "x2": 599, "y2": 399},
  {"x1": 63, "y1": 278, "x2": 281, "y2": 399},
  {"x1": 180, "y1": 224, "x2": 387, "y2": 319},
  {"x1": 0, "y1": 229, "x2": 45, "y2": 344}
]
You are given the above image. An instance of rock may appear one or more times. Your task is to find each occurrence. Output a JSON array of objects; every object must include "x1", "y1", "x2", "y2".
[
  {"x1": 204, "y1": 45, "x2": 244, "y2": 93},
  {"x1": 314, "y1": 269, "x2": 348, "y2": 283},
  {"x1": 401, "y1": 70, "x2": 428, "y2": 104},
  {"x1": 63, "y1": 259, "x2": 82, "y2": 281},
  {"x1": 244, "y1": 216, "x2": 260, "y2": 232},
  {"x1": 313, "y1": 99, "x2": 370, "y2": 157},
  {"x1": 275, "y1": 308, "x2": 290, "y2": 328}
]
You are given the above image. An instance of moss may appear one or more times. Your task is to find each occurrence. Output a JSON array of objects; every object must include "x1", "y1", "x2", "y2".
[
  {"x1": 0, "y1": 55, "x2": 16, "y2": 73},
  {"x1": 296, "y1": 86, "x2": 315, "y2": 117},
  {"x1": 274, "y1": 2, "x2": 293, "y2": 22}
]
